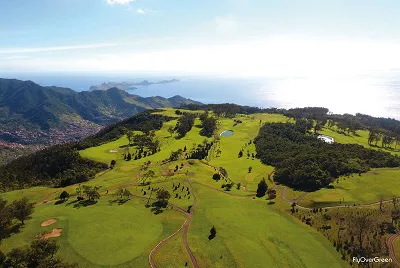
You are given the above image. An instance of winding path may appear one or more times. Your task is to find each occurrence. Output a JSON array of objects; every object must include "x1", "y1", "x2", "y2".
[
  {"x1": 148, "y1": 179, "x2": 198, "y2": 268},
  {"x1": 387, "y1": 233, "x2": 400, "y2": 267}
]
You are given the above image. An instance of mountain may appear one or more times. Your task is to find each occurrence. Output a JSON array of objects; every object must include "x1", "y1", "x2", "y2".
[
  {"x1": 0, "y1": 78, "x2": 201, "y2": 164},
  {"x1": 89, "y1": 79, "x2": 179, "y2": 91}
]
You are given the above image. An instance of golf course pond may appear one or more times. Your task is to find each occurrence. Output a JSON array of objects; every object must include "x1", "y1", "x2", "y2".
[{"x1": 220, "y1": 130, "x2": 234, "y2": 136}]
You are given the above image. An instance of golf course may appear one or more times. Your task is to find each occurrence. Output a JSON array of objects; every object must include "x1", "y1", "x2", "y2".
[{"x1": 1, "y1": 107, "x2": 399, "y2": 267}]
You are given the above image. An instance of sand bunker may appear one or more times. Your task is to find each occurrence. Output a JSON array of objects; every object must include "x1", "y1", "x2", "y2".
[
  {"x1": 109, "y1": 149, "x2": 118, "y2": 153},
  {"x1": 37, "y1": 228, "x2": 63, "y2": 239},
  {"x1": 41, "y1": 219, "x2": 57, "y2": 227}
]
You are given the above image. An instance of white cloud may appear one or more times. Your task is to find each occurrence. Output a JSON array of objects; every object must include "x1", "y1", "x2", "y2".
[
  {"x1": 107, "y1": 0, "x2": 134, "y2": 4},
  {"x1": 136, "y1": 8, "x2": 157, "y2": 15},
  {"x1": 2, "y1": 36, "x2": 400, "y2": 78},
  {"x1": 0, "y1": 43, "x2": 116, "y2": 54}
]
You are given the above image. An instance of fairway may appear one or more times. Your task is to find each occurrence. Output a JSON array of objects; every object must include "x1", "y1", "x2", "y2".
[
  {"x1": 320, "y1": 127, "x2": 400, "y2": 156},
  {"x1": 188, "y1": 183, "x2": 347, "y2": 267},
  {"x1": 299, "y1": 168, "x2": 400, "y2": 208},
  {"x1": 0, "y1": 196, "x2": 186, "y2": 267}
]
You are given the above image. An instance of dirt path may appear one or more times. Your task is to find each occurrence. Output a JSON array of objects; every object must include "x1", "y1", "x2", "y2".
[
  {"x1": 148, "y1": 179, "x2": 198, "y2": 268},
  {"x1": 387, "y1": 233, "x2": 400, "y2": 267},
  {"x1": 182, "y1": 180, "x2": 199, "y2": 268}
]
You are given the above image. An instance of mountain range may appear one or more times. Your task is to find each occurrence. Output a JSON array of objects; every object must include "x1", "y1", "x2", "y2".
[{"x1": 0, "y1": 78, "x2": 200, "y2": 164}]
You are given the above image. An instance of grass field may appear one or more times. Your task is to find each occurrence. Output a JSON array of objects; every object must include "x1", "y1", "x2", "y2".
[
  {"x1": 320, "y1": 127, "x2": 400, "y2": 156},
  {"x1": 0, "y1": 196, "x2": 186, "y2": 267},
  {"x1": 0, "y1": 109, "x2": 359, "y2": 267},
  {"x1": 188, "y1": 183, "x2": 346, "y2": 267},
  {"x1": 299, "y1": 168, "x2": 400, "y2": 208}
]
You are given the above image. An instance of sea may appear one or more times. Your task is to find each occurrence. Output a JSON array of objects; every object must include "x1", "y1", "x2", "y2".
[{"x1": 4, "y1": 71, "x2": 400, "y2": 120}]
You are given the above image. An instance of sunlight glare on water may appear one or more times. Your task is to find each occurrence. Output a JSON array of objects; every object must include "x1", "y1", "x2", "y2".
[{"x1": 263, "y1": 75, "x2": 397, "y2": 118}]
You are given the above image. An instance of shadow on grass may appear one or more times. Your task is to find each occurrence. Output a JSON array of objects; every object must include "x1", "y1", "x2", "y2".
[
  {"x1": 108, "y1": 198, "x2": 130, "y2": 206},
  {"x1": 0, "y1": 223, "x2": 23, "y2": 240},
  {"x1": 54, "y1": 199, "x2": 67, "y2": 205},
  {"x1": 149, "y1": 201, "x2": 168, "y2": 215},
  {"x1": 65, "y1": 199, "x2": 97, "y2": 209}
]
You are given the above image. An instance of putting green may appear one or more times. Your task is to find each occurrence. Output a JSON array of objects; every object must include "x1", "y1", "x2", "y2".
[{"x1": 0, "y1": 197, "x2": 186, "y2": 267}]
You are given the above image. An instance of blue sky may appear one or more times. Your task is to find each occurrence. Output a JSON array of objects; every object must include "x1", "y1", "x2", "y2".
[{"x1": 1, "y1": 0, "x2": 400, "y2": 76}]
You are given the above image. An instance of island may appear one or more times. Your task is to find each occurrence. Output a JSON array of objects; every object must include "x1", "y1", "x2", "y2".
[{"x1": 89, "y1": 78, "x2": 180, "y2": 91}]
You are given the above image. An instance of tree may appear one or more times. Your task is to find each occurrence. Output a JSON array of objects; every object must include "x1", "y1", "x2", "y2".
[
  {"x1": 156, "y1": 190, "x2": 171, "y2": 207},
  {"x1": 0, "y1": 198, "x2": 13, "y2": 240},
  {"x1": 126, "y1": 130, "x2": 134, "y2": 146},
  {"x1": 4, "y1": 247, "x2": 28, "y2": 268},
  {"x1": 115, "y1": 189, "x2": 124, "y2": 199},
  {"x1": 76, "y1": 184, "x2": 84, "y2": 200},
  {"x1": 349, "y1": 213, "x2": 373, "y2": 252},
  {"x1": 212, "y1": 173, "x2": 221, "y2": 181},
  {"x1": 110, "y1": 159, "x2": 116, "y2": 168},
  {"x1": 266, "y1": 188, "x2": 277, "y2": 201},
  {"x1": 59, "y1": 191, "x2": 70, "y2": 201},
  {"x1": 248, "y1": 166, "x2": 252, "y2": 173},
  {"x1": 170, "y1": 149, "x2": 182, "y2": 161},
  {"x1": 123, "y1": 189, "x2": 132, "y2": 199},
  {"x1": 126, "y1": 153, "x2": 132, "y2": 161},
  {"x1": 175, "y1": 113, "x2": 195, "y2": 137},
  {"x1": 256, "y1": 178, "x2": 268, "y2": 197},
  {"x1": 11, "y1": 198, "x2": 34, "y2": 225},
  {"x1": 82, "y1": 186, "x2": 101, "y2": 202},
  {"x1": 200, "y1": 117, "x2": 217, "y2": 137},
  {"x1": 4, "y1": 239, "x2": 76, "y2": 268},
  {"x1": 167, "y1": 126, "x2": 175, "y2": 137},
  {"x1": 142, "y1": 169, "x2": 155, "y2": 183},
  {"x1": 208, "y1": 226, "x2": 217, "y2": 240},
  {"x1": 238, "y1": 150, "x2": 243, "y2": 158},
  {"x1": 0, "y1": 250, "x2": 5, "y2": 266}
]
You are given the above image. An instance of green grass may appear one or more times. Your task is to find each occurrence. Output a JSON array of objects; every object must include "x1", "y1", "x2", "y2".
[
  {"x1": 320, "y1": 127, "x2": 400, "y2": 156},
  {"x1": 188, "y1": 183, "x2": 347, "y2": 267},
  {"x1": 1, "y1": 110, "x2": 357, "y2": 267},
  {"x1": 299, "y1": 168, "x2": 400, "y2": 208},
  {"x1": 153, "y1": 230, "x2": 192, "y2": 268},
  {"x1": 0, "y1": 196, "x2": 186, "y2": 267},
  {"x1": 0, "y1": 187, "x2": 61, "y2": 203},
  {"x1": 208, "y1": 114, "x2": 285, "y2": 191}
]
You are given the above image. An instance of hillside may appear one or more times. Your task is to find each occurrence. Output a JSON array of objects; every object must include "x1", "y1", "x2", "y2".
[
  {"x1": 0, "y1": 78, "x2": 200, "y2": 164},
  {"x1": 1, "y1": 106, "x2": 400, "y2": 267}
]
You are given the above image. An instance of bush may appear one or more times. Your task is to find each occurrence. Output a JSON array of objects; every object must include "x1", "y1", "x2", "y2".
[{"x1": 212, "y1": 173, "x2": 221, "y2": 181}]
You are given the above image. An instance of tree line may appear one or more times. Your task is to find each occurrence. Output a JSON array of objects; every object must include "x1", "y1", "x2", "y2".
[{"x1": 254, "y1": 122, "x2": 400, "y2": 191}]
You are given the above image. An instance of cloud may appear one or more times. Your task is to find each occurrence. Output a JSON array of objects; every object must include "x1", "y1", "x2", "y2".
[
  {"x1": 0, "y1": 55, "x2": 30, "y2": 60},
  {"x1": 214, "y1": 15, "x2": 238, "y2": 34},
  {"x1": 107, "y1": 0, "x2": 134, "y2": 4},
  {"x1": 136, "y1": 8, "x2": 157, "y2": 15},
  {"x1": 0, "y1": 43, "x2": 116, "y2": 54}
]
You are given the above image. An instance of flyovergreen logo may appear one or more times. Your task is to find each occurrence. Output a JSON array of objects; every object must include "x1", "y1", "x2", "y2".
[{"x1": 352, "y1": 257, "x2": 393, "y2": 264}]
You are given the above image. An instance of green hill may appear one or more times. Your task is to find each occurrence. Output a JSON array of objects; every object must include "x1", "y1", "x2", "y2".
[{"x1": 0, "y1": 78, "x2": 200, "y2": 131}]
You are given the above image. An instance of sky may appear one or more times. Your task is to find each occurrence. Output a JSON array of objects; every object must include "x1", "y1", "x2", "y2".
[{"x1": 1, "y1": 0, "x2": 400, "y2": 77}]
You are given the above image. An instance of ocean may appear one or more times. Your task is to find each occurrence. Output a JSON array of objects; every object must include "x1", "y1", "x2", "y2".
[{"x1": 4, "y1": 71, "x2": 400, "y2": 119}]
